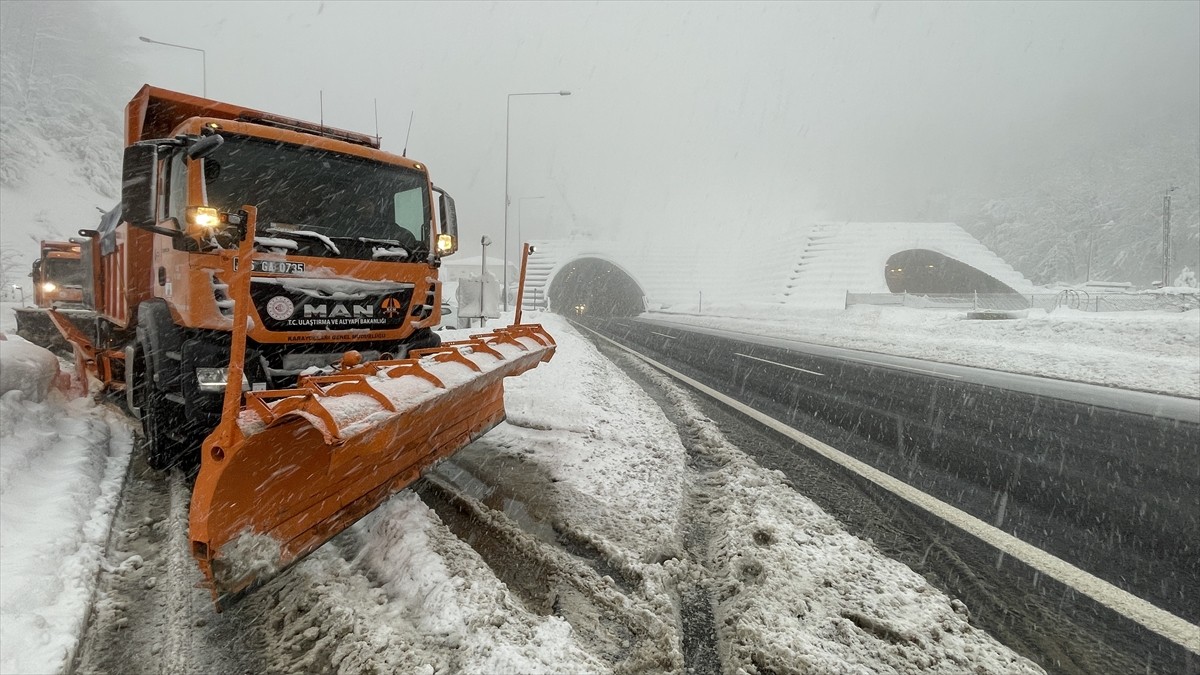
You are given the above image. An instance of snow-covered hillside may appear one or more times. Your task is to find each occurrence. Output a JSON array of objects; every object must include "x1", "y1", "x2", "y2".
[
  {"x1": 0, "y1": 132, "x2": 117, "y2": 275},
  {"x1": 0, "y1": 1, "x2": 128, "y2": 289}
]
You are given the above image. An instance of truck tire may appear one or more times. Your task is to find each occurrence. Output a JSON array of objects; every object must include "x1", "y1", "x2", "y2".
[
  {"x1": 135, "y1": 340, "x2": 189, "y2": 471},
  {"x1": 137, "y1": 300, "x2": 182, "y2": 391},
  {"x1": 401, "y1": 327, "x2": 441, "y2": 356}
]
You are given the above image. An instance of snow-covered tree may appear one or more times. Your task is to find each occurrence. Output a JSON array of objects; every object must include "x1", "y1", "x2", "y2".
[{"x1": 1174, "y1": 266, "x2": 1198, "y2": 289}]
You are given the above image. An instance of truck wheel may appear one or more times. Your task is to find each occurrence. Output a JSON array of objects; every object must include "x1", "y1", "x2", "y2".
[
  {"x1": 137, "y1": 342, "x2": 188, "y2": 471},
  {"x1": 401, "y1": 327, "x2": 441, "y2": 357}
]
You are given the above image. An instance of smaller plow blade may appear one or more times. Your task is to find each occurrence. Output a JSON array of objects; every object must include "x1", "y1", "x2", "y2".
[
  {"x1": 14, "y1": 307, "x2": 94, "y2": 357},
  {"x1": 189, "y1": 325, "x2": 555, "y2": 608}
]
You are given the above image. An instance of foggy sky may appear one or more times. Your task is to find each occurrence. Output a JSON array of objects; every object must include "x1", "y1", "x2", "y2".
[{"x1": 106, "y1": 1, "x2": 1200, "y2": 260}]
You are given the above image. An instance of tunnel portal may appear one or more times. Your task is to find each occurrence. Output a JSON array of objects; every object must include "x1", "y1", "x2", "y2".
[
  {"x1": 885, "y1": 249, "x2": 1022, "y2": 295},
  {"x1": 547, "y1": 257, "x2": 646, "y2": 317}
]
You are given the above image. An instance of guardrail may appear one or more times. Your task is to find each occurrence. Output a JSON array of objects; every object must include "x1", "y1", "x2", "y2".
[{"x1": 845, "y1": 291, "x2": 1199, "y2": 312}]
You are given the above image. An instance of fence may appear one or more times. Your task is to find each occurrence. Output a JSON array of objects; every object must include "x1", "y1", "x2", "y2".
[{"x1": 845, "y1": 291, "x2": 1199, "y2": 313}]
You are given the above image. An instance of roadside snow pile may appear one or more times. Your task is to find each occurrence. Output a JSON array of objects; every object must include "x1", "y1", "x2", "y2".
[
  {"x1": 493, "y1": 312, "x2": 687, "y2": 565},
  {"x1": 0, "y1": 337, "x2": 132, "y2": 675},
  {"x1": 0, "y1": 334, "x2": 61, "y2": 401},
  {"x1": 650, "y1": 305, "x2": 1200, "y2": 398}
]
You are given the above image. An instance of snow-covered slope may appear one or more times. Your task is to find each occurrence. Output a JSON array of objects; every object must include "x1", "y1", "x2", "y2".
[
  {"x1": 0, "y1": 2, "x2": 127, "y2": 290},
  {"x1": 0, "y1": 132, "x2": 116, "y2": 272}
]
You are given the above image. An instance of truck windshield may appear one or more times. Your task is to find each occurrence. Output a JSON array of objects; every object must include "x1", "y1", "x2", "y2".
[
  {"x1": 201, "y1": 134, "x2": 430, "y2": 255},
  {"x1": 43, "y1": 258, "x2": 84, "y2": 286}
]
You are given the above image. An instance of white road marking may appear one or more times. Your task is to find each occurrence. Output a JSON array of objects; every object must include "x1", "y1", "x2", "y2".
[
  {"x1": 578, "y1": 323, "x2": 1200, "y2": 654},
  {"x1": 650, "y1": 331, "x2": 677, "y2": 340},
  {"x1": 854, "y1": 358, "x2": 962, "y2": 379},
  {"x1": 735, "y1": 352, "x2": 825, "y2": 377}
]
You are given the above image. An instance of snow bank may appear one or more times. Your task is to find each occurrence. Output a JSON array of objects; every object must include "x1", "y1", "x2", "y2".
[
  {"x1": 0, "y1": 338, "x2": 132, "y2": 675},
  {"x1": 0, "y1": 336, "x2": 60, "y2": 402},
  {"x1": 651, "y1": 304, "x2": 1200, "y2": 398},
  {"x1": 492, "y1": 312, "x2": 687, "y2": 565}
]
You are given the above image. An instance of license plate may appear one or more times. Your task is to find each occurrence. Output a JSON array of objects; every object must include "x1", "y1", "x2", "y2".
[{"x1": 251, "y1": 260, "x2": 305, "y2": 274}]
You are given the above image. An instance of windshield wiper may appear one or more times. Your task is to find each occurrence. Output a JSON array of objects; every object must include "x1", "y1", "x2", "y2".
[
  {"x1": 263, "y1": 228, "x2": 341, "y2": 256},
  {"x1": 328, "y1": 236, "x2": 414, "y2": 260},
  {"x1": 328, "y1": 236, "x2": 405, "y2": 246}
]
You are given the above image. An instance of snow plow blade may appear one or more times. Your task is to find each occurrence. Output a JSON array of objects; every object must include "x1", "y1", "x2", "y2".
[
  {"x1": 14, "y1": 307, "x2": 94, "y2": 356},
  {"x1": 190, "y1": 325, "x2": 555, "y2": 607}
]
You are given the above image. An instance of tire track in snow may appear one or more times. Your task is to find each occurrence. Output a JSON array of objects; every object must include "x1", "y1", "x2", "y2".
[
  {"x1": 415, "y1": 472, "x2": 684, "y2": 673},
  {"x1": 71, "y1": 454, "x2": 267, "y2": 675}
]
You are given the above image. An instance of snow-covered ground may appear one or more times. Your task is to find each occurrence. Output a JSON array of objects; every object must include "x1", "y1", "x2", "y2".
[
  {"x1": 650, "y1": 303, "x2": 1200, "y2": 398},
  {"x1": 0, "y1": 333, "x2": 132, "y2": 675},
  {"x1": 0, "y1": 310, "x2": 1046, "y2": 673}
]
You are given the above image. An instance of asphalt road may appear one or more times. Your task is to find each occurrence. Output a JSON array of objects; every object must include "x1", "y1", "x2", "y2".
[{"x1": 576, "y1": 316, "x2": 1200, "y2": 672}]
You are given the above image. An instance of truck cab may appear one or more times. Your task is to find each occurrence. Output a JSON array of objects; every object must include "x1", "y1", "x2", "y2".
[
  {"x1": 32, "y1": 241, "x2": 85, "y2": 308},
  {"x1": 76, "y1": 86, "x2": 462, "y2": 468}
]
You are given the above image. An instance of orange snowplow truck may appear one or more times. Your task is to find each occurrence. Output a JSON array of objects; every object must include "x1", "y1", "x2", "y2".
[
  {"x1": 14, "y1": 241, "x2": 92, "y2": 352},
  {"x1": 51, "y1": 85, "x2": 555, "y2": 608},
  {"x1": 31, "y1": 241, "x2": 85, "y2": 306}
]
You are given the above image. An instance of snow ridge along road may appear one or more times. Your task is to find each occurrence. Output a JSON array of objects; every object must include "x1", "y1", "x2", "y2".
[
  {"x1": 574, "y1": 321, "x2": 1200, "y2": 656},
  {"x1": 0, "y1": 337, "x2": 133, "y2": 675}
]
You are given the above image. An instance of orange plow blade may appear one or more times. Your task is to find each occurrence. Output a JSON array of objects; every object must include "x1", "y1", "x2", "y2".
[{"x1": 188, "y1": 325, "x2": 555, "y2": 607}]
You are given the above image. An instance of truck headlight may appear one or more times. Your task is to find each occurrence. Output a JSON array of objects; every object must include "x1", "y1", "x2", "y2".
[
  {"x1": 436, "y1": 233, "x2": 456, "y2": 255},
  {"x1": 42, "y1": 282, "x2": 57, "y2": 293},
  {"x1": 187, "y1": 206, "x2": 221, "y2": 229}
]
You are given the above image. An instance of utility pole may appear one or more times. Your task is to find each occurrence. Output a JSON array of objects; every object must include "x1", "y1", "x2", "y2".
[
  {"x1": 1086, "y1": 233, "x2": 1094, "y2": 283},
  {"x1": 1163, "y1": 187, "x2": 1177, "y2": 286}
]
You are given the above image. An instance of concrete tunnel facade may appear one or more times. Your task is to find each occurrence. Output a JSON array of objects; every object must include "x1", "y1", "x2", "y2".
[
  {"x1": 520, "y1": 245, "x2": 648, "y2": 317},
  {"x1": 519, "y1": 225, "x2": 1033, "y2": 316}
]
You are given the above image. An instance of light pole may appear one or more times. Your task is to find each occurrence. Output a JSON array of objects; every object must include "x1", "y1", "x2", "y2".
[
  {"x1": 504, "y1": 90, "x2": 570, "y2": 310},
  {"x1": 139, "y1": 36, "x2": 207, "y2": 97},
  {"x1": 1163, "y1": 186, "x2": 1177, "y2": 286},
  {"x1": 479, "y1": 236, "x2": 492, "y2": 328}
]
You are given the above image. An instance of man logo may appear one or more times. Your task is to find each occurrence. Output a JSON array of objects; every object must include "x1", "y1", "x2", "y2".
[{"x1": 381, "y1": 296, "x2": 405, "y2": 318}]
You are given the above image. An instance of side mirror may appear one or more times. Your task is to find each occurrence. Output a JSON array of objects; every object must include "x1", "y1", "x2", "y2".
[
  {"x1": 187, "y1": 133, "x2": 224, "y2": 160},
  {"x1": 121, "y1": 144, "x2": 158, "y2": 229},
  {"x1": 434, "y1": 186, "x2": 459, "y2": 256}
]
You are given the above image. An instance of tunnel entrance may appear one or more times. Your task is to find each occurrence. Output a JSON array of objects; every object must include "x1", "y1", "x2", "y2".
[
  {"x1": 546, "y1": 258, "x2": 646, "y2": 317},
  {"x1": 885, "y1": 249, "x2": 1021, "y2": 295}
]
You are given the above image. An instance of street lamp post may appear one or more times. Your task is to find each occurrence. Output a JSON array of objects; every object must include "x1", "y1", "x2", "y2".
[
  {"x1": 139, "y1": 36, "x2": 207, "y2": 97},
  {"x1": 479, "y1": 235, "x2": 492, "y2": 329},
  {"x1": 504, "y1": 90, "x2": 570, "y2": 311}
]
